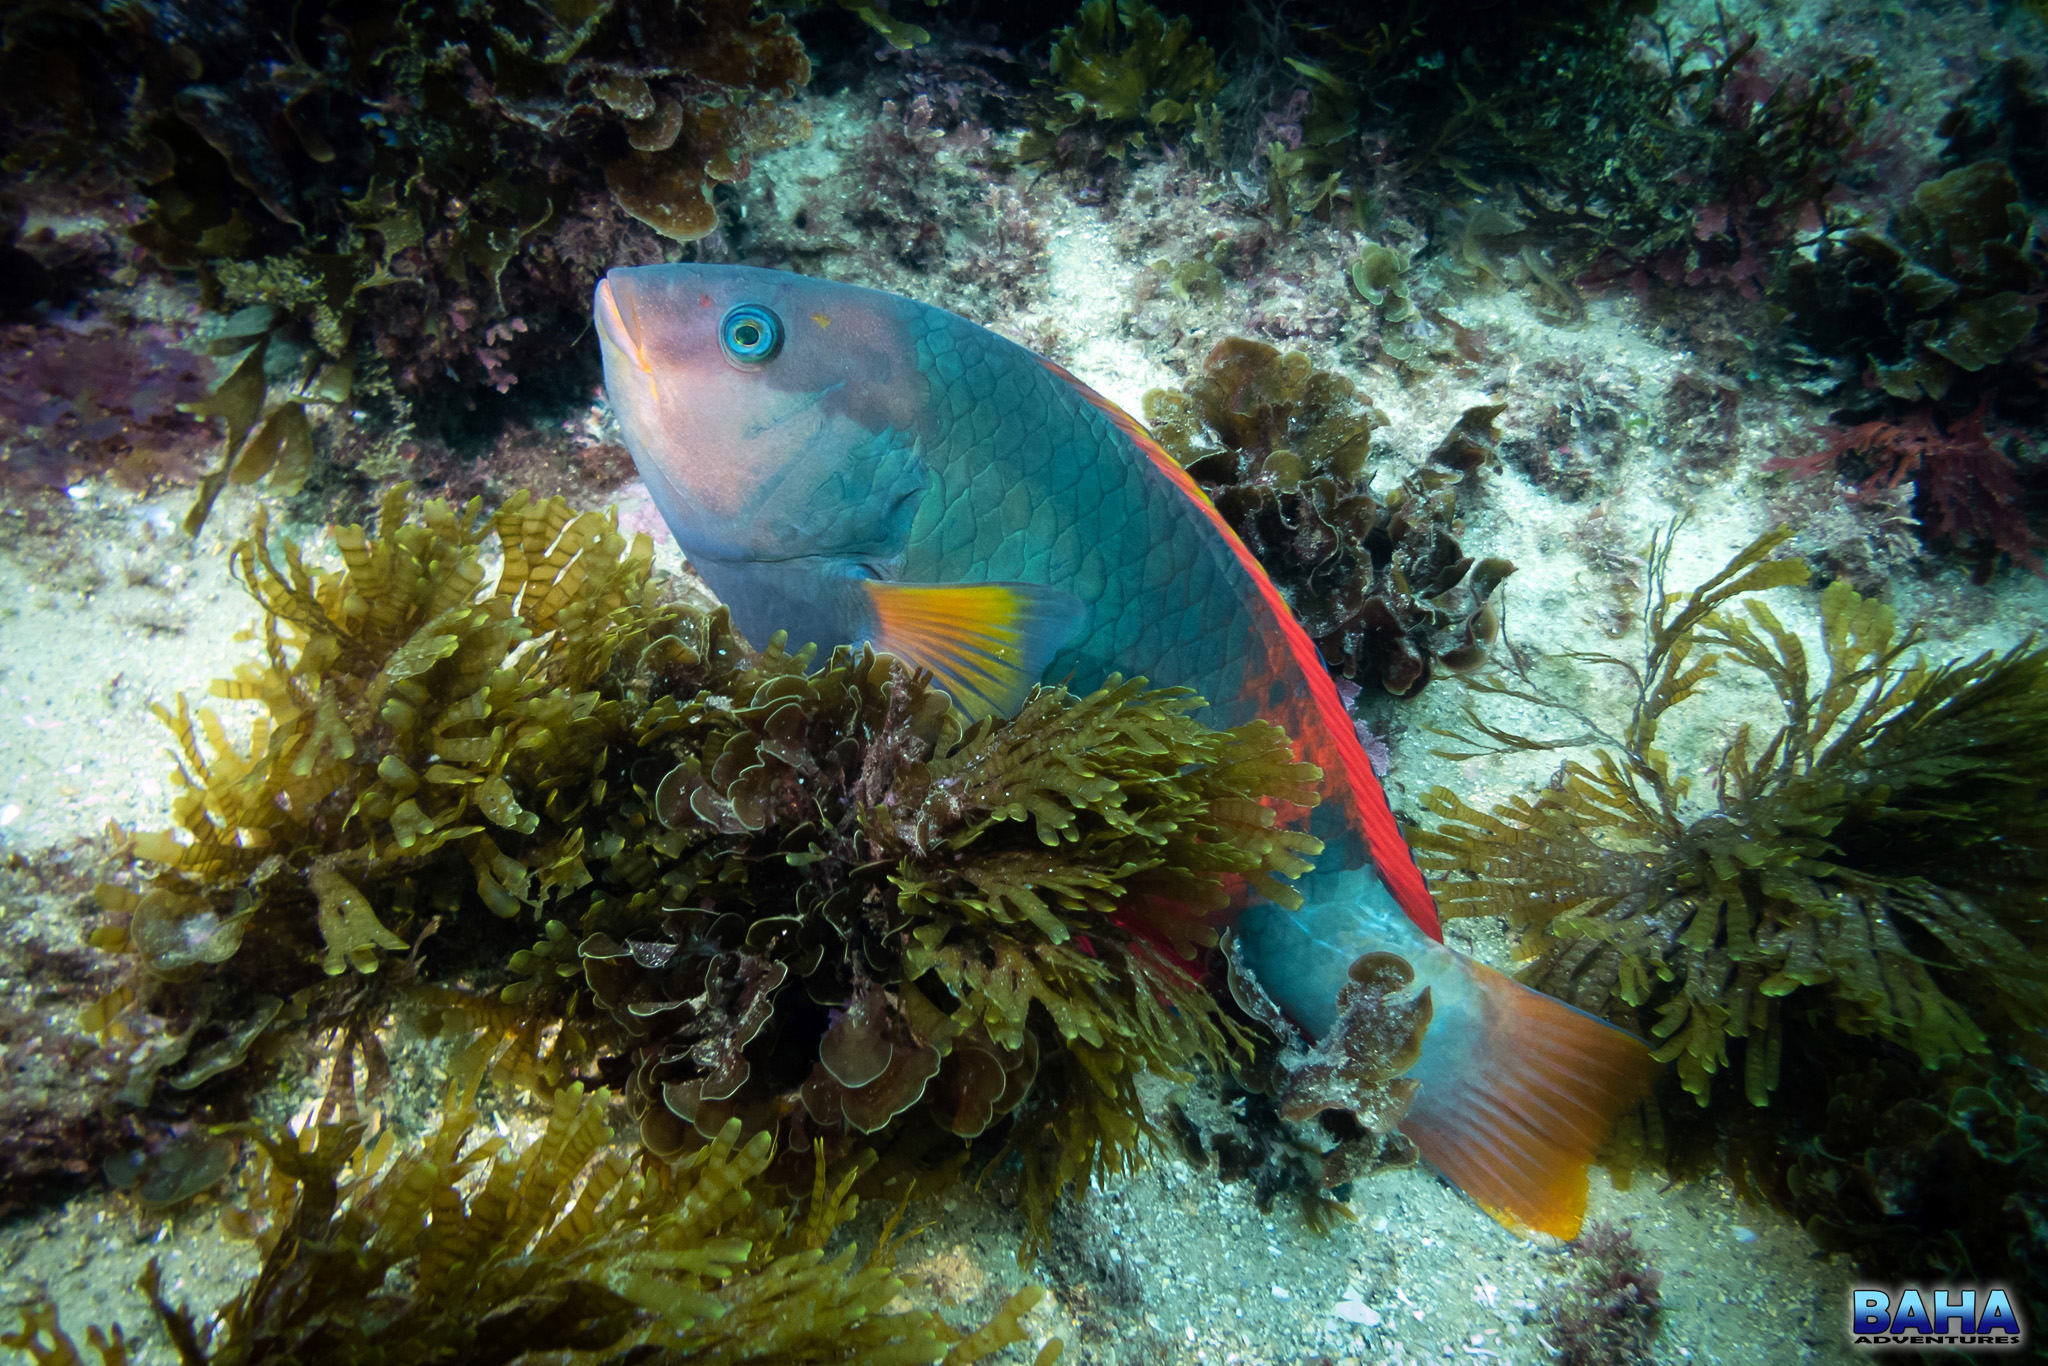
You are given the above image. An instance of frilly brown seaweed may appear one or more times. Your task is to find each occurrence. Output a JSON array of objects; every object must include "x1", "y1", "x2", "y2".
[
  {"x1": 88, "y1": 488, "x2": 1338, "y2": 1262},
  {"x1": 1019, "y1": 0, "x2": 1222, "y2": 176},
  {"x1": 585, "y1": 637, "x2": 1326, "y2": 1254},
  {"x1": 1143, "y1": 336, "x2": 1515, "y2": 697},
  {"x1": 2, "y1": 0, "x2": 814, "y2": 447},
  {"x1": 88, "y1": 485, "x2": 685, "y2": 1110}
]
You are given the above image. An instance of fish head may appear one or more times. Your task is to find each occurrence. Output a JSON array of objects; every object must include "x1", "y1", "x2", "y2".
[{"x1": 595, "y1": 264, "x2": 930, "y2": 567}]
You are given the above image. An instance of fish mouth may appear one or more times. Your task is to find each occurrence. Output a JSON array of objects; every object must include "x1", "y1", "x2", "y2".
[{"x1": 595, "y1": 274, "x2": 651, "y2": 373}]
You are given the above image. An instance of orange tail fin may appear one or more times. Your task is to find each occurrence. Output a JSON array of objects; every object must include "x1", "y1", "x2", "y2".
[{"x1": 1398, "y1": 962, "x2": 1660, "y2": 1240}]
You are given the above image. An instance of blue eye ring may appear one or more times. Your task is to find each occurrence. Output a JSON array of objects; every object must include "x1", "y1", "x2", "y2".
[{"x1": 719, "y1": 303, "x2": 783, "y2": 368}]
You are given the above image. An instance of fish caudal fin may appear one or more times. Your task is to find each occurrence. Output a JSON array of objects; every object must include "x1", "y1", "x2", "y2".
[{"x1": 1398, "y1": 961, "x2": 1659, "y2": 1241}]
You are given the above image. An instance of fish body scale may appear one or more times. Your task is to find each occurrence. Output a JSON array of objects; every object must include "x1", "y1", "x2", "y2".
[{"x1": 907, "y1": 309, "x2": 1261, "y2": 729}]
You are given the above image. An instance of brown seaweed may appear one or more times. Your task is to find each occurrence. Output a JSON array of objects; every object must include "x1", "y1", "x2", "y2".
[
  {"x1": 1143, "y1": 337, "x2": 1514, "y2": 697},
  {"x1": 4, "y1": 1035, "x2": 1055, "y2": 1365}
]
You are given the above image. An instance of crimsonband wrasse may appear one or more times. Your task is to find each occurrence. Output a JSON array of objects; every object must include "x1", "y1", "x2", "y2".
[{"x1": 594, "y1": 263, "x2": 1659, "y2": 1239}]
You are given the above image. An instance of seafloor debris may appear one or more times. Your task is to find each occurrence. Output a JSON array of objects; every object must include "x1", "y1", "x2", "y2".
[
  {"x1": 1166, "y1": 932, "x2": 1426, "y2": 1233},
  {"x1": 1538, "y1": 1221, "x2": 1665, "y2": 1366}
]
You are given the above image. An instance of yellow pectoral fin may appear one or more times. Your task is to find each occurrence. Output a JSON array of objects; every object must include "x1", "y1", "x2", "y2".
[{"x1": 862, "y1": 580, "x2": 1084, "y2": 722}]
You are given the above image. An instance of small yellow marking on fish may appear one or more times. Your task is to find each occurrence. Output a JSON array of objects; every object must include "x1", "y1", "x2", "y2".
[{"x1": 811, "y1": 312, "x2": 831, "y2": 329}]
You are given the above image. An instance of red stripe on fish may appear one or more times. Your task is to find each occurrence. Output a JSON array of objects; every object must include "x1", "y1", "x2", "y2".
[{"x1": 1043, "y1": 360, "x2": 1442, "y2": 942}]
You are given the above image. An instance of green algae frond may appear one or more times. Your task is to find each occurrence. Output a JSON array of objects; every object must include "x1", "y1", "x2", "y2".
[{"x1": 3, "y1": 1036, "x2": 1053, "y2": 1366}]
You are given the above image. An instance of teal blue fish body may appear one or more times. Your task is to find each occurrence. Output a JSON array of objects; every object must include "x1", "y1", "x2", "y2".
[{"x1": 597, "y1": 264, "x2": 1656, "y2": 1237}]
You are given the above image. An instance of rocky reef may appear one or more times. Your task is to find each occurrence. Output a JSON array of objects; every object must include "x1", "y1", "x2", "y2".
[{"x1": 0, "y1": 0, "x2": 2045, "y2": 1360}]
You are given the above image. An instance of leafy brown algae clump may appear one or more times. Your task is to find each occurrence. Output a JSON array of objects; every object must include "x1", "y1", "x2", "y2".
[
  {"x1": 1144, "y1": 337, "x2": 1515, "y2": 698},
  {"x1": 1019, "y1": 0, "x2": 1224, "y2": 174},
  {"x1": 574, "y1": 632, "x2": 1324, "y2": 1252},
  {"x1": 83, "y1": 487, "x2": 1389, "y2": 1259}
]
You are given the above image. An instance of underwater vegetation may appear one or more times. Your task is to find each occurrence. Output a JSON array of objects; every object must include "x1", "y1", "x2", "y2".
[
  {"x1": 1581, "y1": 28, "x2": 1881, "y2": 297},
  {"x1": 1019, "y1": 0, "x2": 1222, "y2": 187},
  {"x1": 86, "y1": 487, "x2": 1361, "y2": 1258},
  {"x1": 1143, "y1": 337, "x2": 1514, "y2": 698},
  {"x1": 748, "y1": 83, "x2": 1048, "y2": 315},
  {"x1": 1162, "y1": 932, "x2": 1429, "y2": 1234},
  {"x1": 0, "y1": 0, "x2": 812, "y2": 440},
  {"x1": 1938, "y1": 58, "x2": 2048, "y2": 210},
  {"x1": 578, "y1": 643, "x2": 1325, "y2": 1255},
  {"x1": 90, "y1": 486, "x2": 672, "y2": 1038},
  {"x1": 1536, "y1": 1221, "x2": 1663, "y2": 1366},
  {"x1": 1243, "y1": 0, "x2": 1885, "y2": 299},
  {"x1": 1774, "y1": 155, "x2": 2046, "y2": 579},
  {"x1": 0, "y1": 322, "x2": 213, "y2": 494},
  {"x1": 3, "y1": 1035, "x2": 1054, "y2": 1365},
  {"x1": 1766, "y1": 405, "x2": 2042, "y2": 581},
  {"x1": 1413, "y1": 524, "x2": 2048, "y2": 1308},
  {"x1": 1783, "y1": 160, "x2": 2043, "y2": 408}
]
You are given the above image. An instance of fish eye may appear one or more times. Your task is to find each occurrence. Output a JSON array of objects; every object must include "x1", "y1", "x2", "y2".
[{"x1": 719, "y1": 304, "x2": 783, "y2": 369}]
